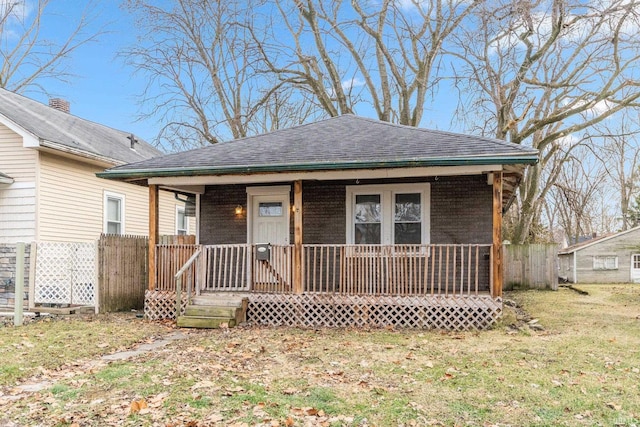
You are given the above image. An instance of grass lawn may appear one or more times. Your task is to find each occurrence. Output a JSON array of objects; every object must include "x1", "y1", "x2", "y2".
[{"x1": 1, "y1": 284, "x2": 639, "y2": 426}]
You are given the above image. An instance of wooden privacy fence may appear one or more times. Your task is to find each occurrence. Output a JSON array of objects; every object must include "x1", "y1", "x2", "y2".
[
  {"x1": 98, "y1": 234, "x2": 148, "y2": 312},
  {"x1": 504, "y1": 243, "x2": 558, "y2": 290},
  {"x1": 99, "y1": 234, "x2": 194, "y2": 311}
]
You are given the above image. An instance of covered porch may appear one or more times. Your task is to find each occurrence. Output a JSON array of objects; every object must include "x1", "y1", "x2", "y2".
[{"x1": 147, "y1": 241, "x2": 501, "y2": 329}]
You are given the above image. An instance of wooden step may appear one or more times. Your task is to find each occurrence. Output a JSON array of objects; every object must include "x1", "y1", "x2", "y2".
[
  {"x1": 191, "y1": 294, "x2": 248, "y2": 308},
  {"x1": 177, "y1": 315, "x2": 236, "y2": 329},
  {"x1": 184, "y1": 305, "x2": 238, "y2": 318}
]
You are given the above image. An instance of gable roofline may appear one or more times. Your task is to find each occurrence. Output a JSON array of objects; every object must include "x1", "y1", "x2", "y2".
[
  {"x1": 0, "y1": 88, "x2": 162, "y2": 165},
  {"x1": 558, "y1": 225, "x2": 640, "y2": 254}
]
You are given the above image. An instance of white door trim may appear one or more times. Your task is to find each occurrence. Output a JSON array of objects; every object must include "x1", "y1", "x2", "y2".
[{"x1": 246, "y1": 186, "x2": 291, "y2": 244}]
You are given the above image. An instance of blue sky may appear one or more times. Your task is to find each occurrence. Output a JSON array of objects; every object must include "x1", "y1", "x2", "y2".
[
  {"x1": 16, "y1": 0, "x2": 463, "y2": 149},
  {"x1": 22, "y1": 1, "x2": 159, "y2": 144}
]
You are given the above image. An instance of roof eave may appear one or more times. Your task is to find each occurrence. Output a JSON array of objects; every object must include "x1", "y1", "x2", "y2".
[{"x1": 97, "y1": 155, "x2": 539, "y2": 180}]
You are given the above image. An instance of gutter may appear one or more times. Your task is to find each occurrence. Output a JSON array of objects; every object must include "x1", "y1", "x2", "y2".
[
  {"x1": 39, "y1": 139, "x2": 124, "y2": 168},
  {"x1": 97, "y1": 155, "x2": 539, "y2": 180}
]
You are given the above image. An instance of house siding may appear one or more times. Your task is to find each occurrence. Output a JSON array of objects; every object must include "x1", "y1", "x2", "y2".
[
  {"x1": 0, "y1": 124, "x2": 37, "y2": 243},
  {"x1": 38, "y1": 152, "x2": 185, "y2": 242},
  {"x1": 560, "y1": 228, "x2": 640, "y2": 283}
]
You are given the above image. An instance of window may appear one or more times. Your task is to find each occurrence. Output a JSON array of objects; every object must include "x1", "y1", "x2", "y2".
[
  {"x1": 259, "y1": 202, "x2": 283, "y2": 217},
  {"x1": 104, "y1": 192, "x2": 125, "y2": 235},
  {"x1": 347, "y1": 184, "x2": 430, "y2": 245},
  {"x1": 593, "y1": 255, "x2": 618, "y2": 270},
  {"x1": 176, "y1": 206, "x2": 187, "y2": 235}
]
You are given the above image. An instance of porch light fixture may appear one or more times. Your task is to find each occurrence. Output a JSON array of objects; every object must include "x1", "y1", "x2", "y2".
[{"x1": 235, "y1": 205, "x2": 243, "y2": 215}]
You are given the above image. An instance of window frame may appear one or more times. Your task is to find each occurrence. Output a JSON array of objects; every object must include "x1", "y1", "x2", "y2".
[
  {"x1": 592, "y1": 255, "x2": 618, "y2": 270},
  {"x1": 103, "y1": 191, "x2": 125, "y2": 235},
  {"x1": 346, "y1": 183, "x2": 430, "y2": 245},
  {"x1": 176, "y1": 206, "x2": 187, "y2": 235}
]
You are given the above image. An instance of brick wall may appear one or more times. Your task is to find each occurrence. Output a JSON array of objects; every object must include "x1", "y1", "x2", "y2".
[
  {"x1": 198, "y1": 176, "x2": 493, "y2": 245},
  {"x1": 0, "y1": 244, "x2": 30, "y2": 307},
  {"x1": 431, "y1": 175, "x2": 493, "y2": 244},
  {"x1": 199, "y1": 184, "x2": 248, "y2": 244}
]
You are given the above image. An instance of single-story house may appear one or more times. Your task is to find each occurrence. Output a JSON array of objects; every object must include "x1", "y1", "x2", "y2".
[
  {"x1": 558, "y1": 226, "x2": 640, "y2": 283},
  {"x1": 98, "y1": 115, "x2": 538, "y2": 330}
]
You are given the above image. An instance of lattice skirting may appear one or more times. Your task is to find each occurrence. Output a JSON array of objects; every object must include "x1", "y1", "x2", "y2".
[
  {"x1": 144, "y1": 290, "x2": 187, "y2": 320},
  {"x1": 247, "y1": 294, "x2": 502, "y2": 330}
]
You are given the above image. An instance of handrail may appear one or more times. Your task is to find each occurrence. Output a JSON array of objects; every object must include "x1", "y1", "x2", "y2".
[{"x1": 175, "y1": 247, "x2": 202, "y2": 317}]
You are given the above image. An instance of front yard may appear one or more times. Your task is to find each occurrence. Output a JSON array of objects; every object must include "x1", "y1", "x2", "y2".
[{"x1": 1, "y1": 284, "x2": 639, "y2": 426}]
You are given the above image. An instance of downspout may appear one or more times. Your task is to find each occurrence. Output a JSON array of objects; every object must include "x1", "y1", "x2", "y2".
[{"x1": 573, "y1": 251, "x2": 577, "y2": 284}]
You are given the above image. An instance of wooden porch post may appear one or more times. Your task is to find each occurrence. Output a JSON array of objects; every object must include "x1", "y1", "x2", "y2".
[
  {"x1": 149, "y1": 184, "x2": 159, "y2": 291},
  {"x1": 492, "y1": 172, "x2": 503, "y2": 298},
  {"x1": 293, "y1": 180, "x2": 303, "y2": 294}
]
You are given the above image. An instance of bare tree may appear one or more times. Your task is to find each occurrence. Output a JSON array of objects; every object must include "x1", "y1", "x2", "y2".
[
  {"x1": 123, "y1": 0, "x2": 321, "y2": 151},
  {"x1": 452, "y1": 0, "x2": 640, "y2": 243},
  {"x1": 253, "y1": 0, "x2": 478, "y2": 126},
  {"x1": 0, "y1": 0, "x2": 101, "y2": 94},
  {"x1": 546, "y1": 145, "x2": 608, "y2": 244},
  {"x1": 587, "y1": 117, "x2": 640, "y2": 230}
]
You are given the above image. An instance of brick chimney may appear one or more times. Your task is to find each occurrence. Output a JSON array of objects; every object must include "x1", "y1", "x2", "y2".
[{"x1": 49, "y1": 98, "x2": 70, "y2": 114}]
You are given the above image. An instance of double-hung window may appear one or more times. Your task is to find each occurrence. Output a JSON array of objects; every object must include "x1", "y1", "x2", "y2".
[
  {"x1": 347, "y1": 183, "x2": 430, "y2": 245},
  {"x1": 592, "y1": 255, "x2": 618, "y2": 270},
  {"x1": 176, "y1": 206, "x2": 187, "y2": 235},
  {"x1": 104, "y1": 192, "x2": 125, "y2": 235}
]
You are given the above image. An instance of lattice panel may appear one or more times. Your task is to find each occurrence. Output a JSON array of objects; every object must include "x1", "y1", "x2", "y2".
[
  {"x1": 34, "y1": 242, "x2": 96, "y2": 306},
  {"x1": 247, "y1": 294, "x2": 502, "y2": 331},
  {"x1": 144, "y1": 290, "x2": 187, "y2": 320}
]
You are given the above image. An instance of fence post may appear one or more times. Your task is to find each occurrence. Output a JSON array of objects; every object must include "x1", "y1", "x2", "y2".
[
  {"x1": 28, "y1": 241, "x2": 36, "y2": 310},
  {"x1": 14, "y1": 242, "x2": 25, "y2": 326}
]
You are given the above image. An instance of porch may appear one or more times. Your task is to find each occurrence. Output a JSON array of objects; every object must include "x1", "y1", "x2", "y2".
[{"x1": 145, "y1": 243, "x2": 502, "y2": 330}]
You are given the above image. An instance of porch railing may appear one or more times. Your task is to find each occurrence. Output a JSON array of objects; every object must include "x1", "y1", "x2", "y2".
[{"x1": 158, "y1": 243, "x2": 492, "y2": 297}]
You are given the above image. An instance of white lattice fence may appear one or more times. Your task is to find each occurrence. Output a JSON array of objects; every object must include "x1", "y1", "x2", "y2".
[
  {"x1": 144, "y1": 290, "x2": 187, "y2": 320},
  {"x1": 34, "y1": 242, "x2": 96, "y2": 306},
  {"x1": 247, "y1": 294, "x2": 502, "y2": 330}
]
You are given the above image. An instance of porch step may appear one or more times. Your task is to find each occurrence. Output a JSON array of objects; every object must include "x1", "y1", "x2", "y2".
[
  {"x1": 177, "y1": 295, "x2": 249, "y2": 329},
  {"x1": 177, "y1": 315, "x2": 236, "y2": 329},
  {"x1": 191, "y1": 293, "x2": 248, "y2": 308},
  {"x1": 184, "y1": 305, "x2": 237, "y2": 318}
]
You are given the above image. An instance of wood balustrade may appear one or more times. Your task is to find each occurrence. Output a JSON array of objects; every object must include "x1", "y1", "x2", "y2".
[{"x1": 157, "y1": 243, "x2": 492, "y2": 296}]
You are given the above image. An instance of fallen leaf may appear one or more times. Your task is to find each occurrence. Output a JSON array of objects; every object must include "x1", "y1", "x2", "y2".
[{"x1": 606, "y1": 402, "x2": 622, "y2": 411}]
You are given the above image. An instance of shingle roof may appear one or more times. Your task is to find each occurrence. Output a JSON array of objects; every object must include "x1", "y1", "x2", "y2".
[
  {"x1": 0, "y1": 88, "x2": 161, "y2": 164},
  {"x1": 559, "y1": 226, "x2": 640, "y2": 254},
  {"x1": 103, "y1": 115, "x2": 538, "y2": 176}
]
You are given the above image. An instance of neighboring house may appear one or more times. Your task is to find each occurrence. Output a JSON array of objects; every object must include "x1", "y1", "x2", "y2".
[
  {"x1": 0, "y1": 88, "x2": 191, "y2": 244},
  {"x1": 99, "y1": 115, "x2": 538, "y2": 329},
  {"x1": 558, "y1": 226, "x2": 640, "y2": 283}
]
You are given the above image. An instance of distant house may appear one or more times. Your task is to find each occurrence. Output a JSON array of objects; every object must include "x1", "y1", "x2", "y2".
[
  {"x1": 0, "y1": 88, "x2": 190, "y2": 244},
  {"x1": 558, "y1": 226, "x2": 640, "y2": 283}
]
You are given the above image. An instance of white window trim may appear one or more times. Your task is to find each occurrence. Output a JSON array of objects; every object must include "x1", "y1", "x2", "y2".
[
  {"x1": 345, "y1": 183, "x2": 430, "y2": 245},
  {"x1": 103, "y1": 191, "x2": 125, "y2": 235},
  {"x1": 176, "y1": 205, "x2": 187, "y2": 235},
  {"x1": 592, "y1": 255, "x2": 618, "y2": 270}
]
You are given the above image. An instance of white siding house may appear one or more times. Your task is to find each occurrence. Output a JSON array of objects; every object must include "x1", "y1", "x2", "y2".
[{"x1": 0, "y1": 89, "x2": 191, "y2": 243}]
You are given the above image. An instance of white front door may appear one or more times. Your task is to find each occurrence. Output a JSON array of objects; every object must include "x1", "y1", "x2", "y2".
[
  {"x1": 251, "y1": 194, "x2": 290, "y2": 245},
  {"x1": 631, "y1": 254, "x2": 640, "y2": 283}
]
